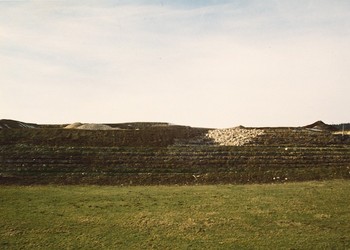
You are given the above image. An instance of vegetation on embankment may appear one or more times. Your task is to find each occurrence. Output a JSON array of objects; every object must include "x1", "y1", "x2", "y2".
[
  {"x1": 1, "y1": 144, "x2": 350, "y2": 185},
  {"x1": 1, "y1": 180, "x2": 349, "y2": 249},
  {"x1": 0, "y1": 126, "x2": 208, "y2": 147},
  {"x1": 1, "y1": 124, "x2": 350, "y2": 185}
]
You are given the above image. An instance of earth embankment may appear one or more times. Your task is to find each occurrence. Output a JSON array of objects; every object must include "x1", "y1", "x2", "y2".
[{"x1": 1, "y1": 123, "x2": 350, "y2": 185}]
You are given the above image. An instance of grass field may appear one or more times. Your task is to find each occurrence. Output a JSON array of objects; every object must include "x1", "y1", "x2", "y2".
[{"x1": 1, "y1": 180, "x2": 350, "y2": 249}]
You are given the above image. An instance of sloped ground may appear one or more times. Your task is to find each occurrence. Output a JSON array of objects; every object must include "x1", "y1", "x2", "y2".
[
  {"x1": 1, "y1": 144, "x2": 349, "y2": 185},
  {"x1": 0, "y1": 119, "x2": 38, "y2": 129},
  {"x1": 1, "y1": 123, "x2": 350, "y2": 185}
]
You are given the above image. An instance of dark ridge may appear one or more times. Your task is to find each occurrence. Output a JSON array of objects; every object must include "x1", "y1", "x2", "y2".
[
  {"x1": 0, "y1": 119, "x2": 38, "y2": 129},
  {"x1": 303, "y1": 120, "x2": 338, "y2": 131},
  {"x1": 333, "y1": 123, "x2": 350, "y2": 131},
  {"x1": 106, "y1": 122, "x2": 173, "y2": 129}
]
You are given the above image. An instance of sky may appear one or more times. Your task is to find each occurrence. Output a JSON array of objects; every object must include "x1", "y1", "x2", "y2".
[{"x1": 1, "y1": 0, "x2": 350, "y2": 128}]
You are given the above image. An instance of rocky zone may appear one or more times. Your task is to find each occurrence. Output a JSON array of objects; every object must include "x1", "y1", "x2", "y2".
[{"x1": 206, "y1": 127, "x2": 265, "y2": 146}]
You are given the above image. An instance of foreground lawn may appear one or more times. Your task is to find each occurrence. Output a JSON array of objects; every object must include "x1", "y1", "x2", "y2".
[{"x1": 1, "y1": 181, "x2": 350, "y2": 249}]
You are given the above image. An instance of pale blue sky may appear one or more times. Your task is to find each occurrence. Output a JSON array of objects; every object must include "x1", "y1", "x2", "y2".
[{"x1": 1, "y1": 0, "x2": 349, "y2": 127}]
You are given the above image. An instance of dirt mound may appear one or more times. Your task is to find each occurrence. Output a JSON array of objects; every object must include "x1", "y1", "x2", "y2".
[
  {"x1": 64, "y1": 122, "x2": 116, "y2": 130},
  {"x1": 304, "y1": 121, "x2": 337, "y2": 131},
  {"x1": 206, "y1": 127, "x2": 265, "y2": 146},
  {"x1": 0, "y1": 119, "x2": 37, "y2": 129},
  {"x1": 76, "y1": 123, "x2": 115, "y2": 130},
  {"x1": 64, "y1": 122, "x2": 83, "y2": 129}
]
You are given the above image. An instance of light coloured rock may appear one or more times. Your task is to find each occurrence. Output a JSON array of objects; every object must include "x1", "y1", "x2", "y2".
[
  {"x1": 77, "y1": 124, "x2": 114, "y2": 130},
  {"x1": 65, "y1": 122, "x2": 123, "y2": 130},
  {"x1": 64, "y1": 122, "x2": 83, "y2": 129},
  {"x1": 65, "y1": 122, "x2": 117, "y2": 130},
  {"x1": 206, "y1": 127, "x2": 265, "y2": 146}
]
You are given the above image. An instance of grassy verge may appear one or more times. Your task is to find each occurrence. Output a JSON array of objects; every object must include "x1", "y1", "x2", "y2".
[{"x1": 1, "y1": 180, "x2": 350, "y2": 249}]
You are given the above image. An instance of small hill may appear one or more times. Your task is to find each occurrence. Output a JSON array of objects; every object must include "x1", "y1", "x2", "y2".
[
  {"x1": 303, "y1": 121, "x2": 337, "y2": 132},
  {"x1": 64, "y1": 122, "x2": 117, "y2": 130},
  {"x1": 106, "y1": 122, "x2": 172, "y2": 130},
  {"x1": 0, "y1": 119, "x2": 38, "y2": 129},
  {"x1": 76, "y1": 124, "x2": 115, "y2": 130},
  {"x1": 64, "y1": 122, "x2": 83, "y2": 129}
]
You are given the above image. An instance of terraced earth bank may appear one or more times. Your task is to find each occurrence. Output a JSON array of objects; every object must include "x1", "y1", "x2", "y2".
[{"x1": 1, "y1": 120, "x2": 350, "y2": 185}]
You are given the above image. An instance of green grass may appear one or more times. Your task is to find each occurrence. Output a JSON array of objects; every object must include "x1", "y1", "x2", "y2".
[{"x1": 1, "y1": 180, "x2": 350, "y2": 249}]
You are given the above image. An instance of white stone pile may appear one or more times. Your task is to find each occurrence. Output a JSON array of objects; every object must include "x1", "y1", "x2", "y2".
[{"x1": 206, "y1": 127, "x2": 265, "y2": 146}]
